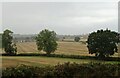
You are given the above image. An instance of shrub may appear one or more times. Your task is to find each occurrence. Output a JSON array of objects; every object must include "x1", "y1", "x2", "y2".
[{"x1": 2, "y1": 62, "x2": 120, "y2": 78}]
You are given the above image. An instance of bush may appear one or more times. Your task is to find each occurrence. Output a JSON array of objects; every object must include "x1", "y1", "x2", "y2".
[
  {"x1": 2, "y1": 62, "x2": 120, "y2": 78},
  {"x1": 2, "y1": 64, "x2": 53, "y2": 78},
  {"x1": 54, "y1": 62, "x2": 120, "y2": 78}
]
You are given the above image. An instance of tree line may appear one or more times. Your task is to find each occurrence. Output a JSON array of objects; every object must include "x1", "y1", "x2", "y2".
[{"x1": 2, "y1": 29, "x2": 119, "y2": 58}]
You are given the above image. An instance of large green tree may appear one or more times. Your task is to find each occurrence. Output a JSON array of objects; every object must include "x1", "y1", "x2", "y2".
[
  {"x1": 87, "y1": 29, "x2": 119, "y2": 58},
  {"x1": 36, "y1": 29, "x2": 58, "y2": 55},
  {"x1": 2, "y1": 29, "x2": 17, "y2": 55}
]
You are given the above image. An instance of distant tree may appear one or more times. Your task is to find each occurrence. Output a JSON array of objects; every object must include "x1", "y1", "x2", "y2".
[
  {"x1": 62, "y1": 37, "x2": 65, "y2": 41},
  {"x1": 74, "y1": 36, "x2": 80, "y2": 42},
  {"x1": 2, "y1": 29, "x2": 17, "y2": 55},
  {"x1": 36, "y1": 29, "x2": 58, "y2": 55},
  {"x1": 26, "y1": 37, "x2": 30, "y2": 42},
  {"x1": 87, "y1": 29, "x2": 119, "y2": 58}
]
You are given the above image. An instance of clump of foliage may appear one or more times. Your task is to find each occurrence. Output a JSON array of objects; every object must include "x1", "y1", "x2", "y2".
[
  {"x1": 2, "y1": 29, "x2": 17, "y2": 55},
  {"x1": 2, "y1": 62, "x2": 120, "y2": 78},
  {"x1": 2, "y1": 64, "x2": 53, "y2": 78},
  {"x1": 54, "y1": 62, "x2": 120, "y2": 78},
  {"x1": 74, "y1": 36, "x2": 80, "y2": 42},
  {"x1": 36, "y1": 29, "x2": 58, "y2": 55},
  {"x1": 87, "y1": 29, "x2": 119, "y2": 58}
]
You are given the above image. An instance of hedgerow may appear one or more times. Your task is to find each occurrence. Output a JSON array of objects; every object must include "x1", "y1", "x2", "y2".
[
  {"x1": 2, "y1": 62, "x2": 120, "y2": 78},
  {"x1": 2, "y1": 53, "x2": 120, "y2": 61}
]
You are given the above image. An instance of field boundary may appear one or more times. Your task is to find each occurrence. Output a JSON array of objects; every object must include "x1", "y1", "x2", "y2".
[{"x1": 1, "y1": 53, "x2": 120, "y2": 62}]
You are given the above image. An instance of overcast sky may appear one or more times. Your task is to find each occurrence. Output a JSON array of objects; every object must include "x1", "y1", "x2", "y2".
[{"x1": 2, "y1": 2, "x2": 118, "y2": 35}]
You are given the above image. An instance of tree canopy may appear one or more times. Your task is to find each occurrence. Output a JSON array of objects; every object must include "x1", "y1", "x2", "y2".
[
  {"x1": 74, "y1": 36, "x2": 80, "y2": 42},
  {"x1": 2, "y1": 29, "x2": 17, "y2": 55},
  {"x1": 36, "y1": 29, "x2": 58, "y2": 55},
  {"x1": 87, "y1": 29, "x2": 119, "y2": 58}
]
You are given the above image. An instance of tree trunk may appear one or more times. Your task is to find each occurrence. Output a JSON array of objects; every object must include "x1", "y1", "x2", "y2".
[
  {"x1": 46, "y1": 52, "x2": 51, "y2": 56},
  {"x1": 98, "y1": 53, "x2": 105, "y2": 59}
]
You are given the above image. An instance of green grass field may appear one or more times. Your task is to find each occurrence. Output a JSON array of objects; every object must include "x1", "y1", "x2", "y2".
[{"x1": 1, "y1": 56, "x2": 120, "y2": 69}]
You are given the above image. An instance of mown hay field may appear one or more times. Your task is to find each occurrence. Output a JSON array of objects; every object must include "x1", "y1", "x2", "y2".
[
  {"x1": 16, "y1": 41, "x2": 118, "y2": 57},
  {"x1": 16, "y1": 41, "x2": 90, "y2": 56}
]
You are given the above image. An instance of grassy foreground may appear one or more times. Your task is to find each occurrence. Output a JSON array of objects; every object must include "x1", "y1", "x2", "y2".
[{"x1": 1, "y1": 56, "x2": 120, "y2": 69}]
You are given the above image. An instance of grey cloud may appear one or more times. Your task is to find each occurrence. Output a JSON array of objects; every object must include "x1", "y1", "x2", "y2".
[{"x1": 2, "y1": 2, "x2": 118, "y2": 35}]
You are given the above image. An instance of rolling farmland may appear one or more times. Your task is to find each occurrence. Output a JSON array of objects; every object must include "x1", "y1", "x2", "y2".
[
  {"x1": 16, "y1": 41, "x2": 90, "y2": 56},
  {"x1": 1, "y1": 41, "x2": 119, "y2": 68},
  {"x1": 15, "y1": 41, "x2": 118, "y2": 57}
]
